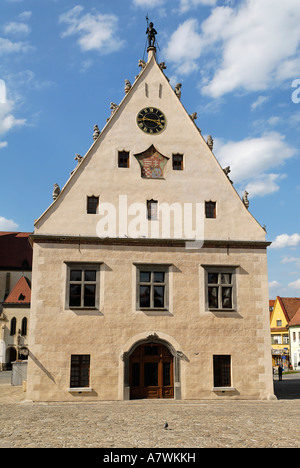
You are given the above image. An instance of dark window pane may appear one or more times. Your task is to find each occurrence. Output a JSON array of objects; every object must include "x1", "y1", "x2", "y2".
[
  {"x1": 140, "y1": 286, "x2": 150, "y2": 307},
  {"x1": 208, "y1": 273, "x2": 218, "y2": 284},
  {"x1": 222, "y1": 287, "x2": 232, "y2": 308},
  {"x1": 84, "y1": 270, "x2": 96, "y2": 282},
  {"x1": 208, "y1": 287, "x2": 218, "y2": 308},
  {"x1": 154, "y1": 286, "x2": 164, "y2": 308},
  {"x1": 213, "y1": 355, "x2": 231, "y2": 387},
  {"x1": 84, "y1": 285, "x2": 96, "y2": 307},
  {"x1": 205, "y1": 201, "x2": 216, "y2": 218},
  {"x1": 144, "y1": 362, "x2": 158, "y2": 386},
  {"x1": 173, "y1": 154, "x2": 183, "y2": 170},
  {"x1": 70, "y1": 355, "x2": 90, "y2": 388},
  {"x1": 154, "y1": 272, "x2": 164, "y2": 283},
  {"x1": 140, "y1": 271, "x2": 151, "y2": 283},
  {"x1": 144, "y1": 346, "x2": 158, "y2": 356},
  {"x1": 70, "y1": 270, "x2": 82, "y2": 281},
  {"x1": 221, "y1": 274, "x2": 231, "y2": 284},
  {"x1": 132, "y1": 363, "x2": 140, "y2": 387},
  {"x1": 163, "y1": 362, "x2": 171, "y2": 386},
  {"x1": 118, "y1": 151, "x2": 129, "y2": 168},
  {"x1": 87, "y1": 196, "x2": 99, "y2": 214},
  {"x1": 69, "y1": 284, "x2": 81, "y2": 307}
]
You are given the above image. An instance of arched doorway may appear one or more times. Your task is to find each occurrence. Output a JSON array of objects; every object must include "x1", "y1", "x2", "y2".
[
  {"x1": 129, "y1": 342, "x2": 174, "y2": 399},
  {"x1": 6, "y1": 347, "x2": 17, "y2": 370}
]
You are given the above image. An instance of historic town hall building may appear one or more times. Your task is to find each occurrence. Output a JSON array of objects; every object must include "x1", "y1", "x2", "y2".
[{"x1": 26, "y1": 29, "x2": 274, "y2": 401}]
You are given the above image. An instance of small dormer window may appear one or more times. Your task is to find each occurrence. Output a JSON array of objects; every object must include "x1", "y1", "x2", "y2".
[
  {"x1": 118, "y1": 151, "x2": 130, "y2": 168},
  {"x1": 172, "y1": 154, "x2": 183, "y2": 170},
  {"x1": 147, "y1": 199, "x2": 158, "y2": 220},
  {"x1": 18, "y1": 293, "x2": 25, "y2": 301},
  {"x1": 205, "y1": 201, "x2": 216, "y2": 218},
  {"x1": 87, "y1": 196, "x2": 99, "y2": 214}
]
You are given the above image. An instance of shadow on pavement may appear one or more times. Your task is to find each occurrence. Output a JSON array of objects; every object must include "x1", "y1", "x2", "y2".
[{"x1": 274, "y1": 374, "x2": 300, "y2": 400}]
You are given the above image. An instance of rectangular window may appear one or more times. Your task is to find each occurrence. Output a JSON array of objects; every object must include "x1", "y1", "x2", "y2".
[
  {"x1": 172, "y1": 154, "x2": 183, "y2": 171},
  {"x1": 213, "y1": 355, "x2": 231, "y2": 387},
  {"x1": 87, "y1": 196, "x2": 99, "y2": 214},
  {"x1": 136, "y1": 265, "x2": 169, "y2": 310},
  {"x1": 70, "y1": 355, "x2": 90, "y2": 388},
  {"x1": 276, "y1": 320, "x2": 282, "y2": 327},
  {"x1": 203, "y1": 267, "x2": 236, "y2": 311},
  {"x1": 66, "y1": 264, "x2": 100, "y2": 309},
  {"x1": 118, "y1": 151, "x2": 130, "y2": 168},
  {"x1": 147, "y1": 199, "x2": 158, "y2": 220},
  {"x1": 205, "y1": 201, "x2": 216, "y2": 218}
]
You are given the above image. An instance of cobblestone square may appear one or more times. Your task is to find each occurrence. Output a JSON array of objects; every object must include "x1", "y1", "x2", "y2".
[{"x1": 0, "y1": 373, "x2": 300, "y2": 448}]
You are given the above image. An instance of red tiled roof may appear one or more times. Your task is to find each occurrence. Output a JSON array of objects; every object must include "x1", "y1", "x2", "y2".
[
  {"x1": 0, "y1": 232, "x2": 32, "y2": 269},
  {"x1": 277, "y1": 296, "x2": 300, "y2": 323},
  {"x1": 289, "y1": 307, "x2": 300, "y2": 327},
  {"x1": 4, "y1": 276, "x2": 31, "y2": 304}
]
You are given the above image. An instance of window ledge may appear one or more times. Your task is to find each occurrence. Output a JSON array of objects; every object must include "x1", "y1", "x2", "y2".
[
  {"x1": 68, "y1": 387, "x2": 93, "y2": 393},
  {"x1": 212, "y1": 387, "x2": 236, "y2": 392},
  {"x1": 208, "y1": 309, "x2": 236, "y2": 313}
]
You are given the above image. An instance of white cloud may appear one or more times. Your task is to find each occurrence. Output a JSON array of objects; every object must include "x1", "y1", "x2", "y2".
[
  {"x1": 215, "y1": 131, "x2": 296, "y2": 185},
  {"x1": 164, "y1": 19, "x2": 203, "y2": 75},
  {"x1": 0, "y1": 216, "x2": 19, "y2": 231},
  {"x1": 251, "y1": 96, "x2": 269, "y2": 111},
  {"x1": 165, "y1": 0, "x2": 300, "y2": 97},
  {"x1": 178, "y1": 0, "x2": 217, "y2": 13},
  {"x1": 270, "y1": 234, "x2": 300, "y2": 249},
  {"x1": 0, "y1": 141, "x2": 8, "y2": 149},
  {"x1": 269, "y1": 280, "x2": 281, "y2": 290},
  {"x1": 245, "y1": 173, "x2": 286, "y2": 198},
  {"x1": 0, "y1": 37, "x2": 33, "y2": 55},
  {"x1": 282, "y1": 257, "x2": 300, "y2": 268},
  {"x1": 18, "y1": 11, "x2": 32, "y2": 21},
  {"x1": 0, "y1": 97, "x2": 27, "y2": 138},
  {"x1": 288, "y1": 278, "x2": 300, "y2": 290},
  {"x1": 132, "y1": 0, "x2": 165, "y2": 6},
  {"x1": 59, "y1": 6, "x2": 125, "y2": 54},
  {"x1": 3, "y1": 22, "x2": 31, "y2": 36}
]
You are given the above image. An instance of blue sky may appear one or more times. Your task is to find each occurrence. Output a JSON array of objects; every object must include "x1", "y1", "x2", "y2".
[{"x1": 0, "y1": 0, "x2": 300, "y2": 298}]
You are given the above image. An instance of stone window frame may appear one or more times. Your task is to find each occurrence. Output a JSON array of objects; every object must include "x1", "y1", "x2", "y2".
[
  {"x1": 202, "y1": 265, "x2": 237, "y2": 312},
  {"x1": 135, "y1": 264, "x2": 170, "y2": 312},
  {"x1": 65, "y1": 263, "x2": 102, "y2": 311}
]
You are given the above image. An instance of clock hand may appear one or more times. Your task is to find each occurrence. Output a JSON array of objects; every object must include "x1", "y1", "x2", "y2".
[{"x1": 138, "y1": 117, "x2": 162, "y2": 124}]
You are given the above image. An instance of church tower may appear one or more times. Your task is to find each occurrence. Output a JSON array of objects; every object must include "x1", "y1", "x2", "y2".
[{"x1": 27, "y1": 24, "x2": 274, "y2": 401}]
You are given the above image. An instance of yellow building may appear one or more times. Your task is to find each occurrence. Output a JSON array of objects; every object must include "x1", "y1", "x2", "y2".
[{"x1": 270, "y1": 297, "x2": 300, "y2": 369}]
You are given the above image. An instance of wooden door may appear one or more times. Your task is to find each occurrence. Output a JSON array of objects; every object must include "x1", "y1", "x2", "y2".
[{"x1": 129, "y1": 343, "x2": 174, "y2": 399}]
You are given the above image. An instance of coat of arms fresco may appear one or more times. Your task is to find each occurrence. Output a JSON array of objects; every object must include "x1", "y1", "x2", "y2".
[{"x1": 134, "y1": 145, "x2": 169, "y2": 179}]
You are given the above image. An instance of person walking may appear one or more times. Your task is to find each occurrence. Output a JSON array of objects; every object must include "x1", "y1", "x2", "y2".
[{"x1": 278, "y1": 364, "x2": 283, "y2": 381}]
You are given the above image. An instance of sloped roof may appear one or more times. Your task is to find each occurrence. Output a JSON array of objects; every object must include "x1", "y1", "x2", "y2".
[
  {"x1": 4, "y1": 276, "x2": 31, "y2": 304},
  {"x1": 0, "y1": 232, "x2": 32, "y2": 270},
  {"x1": 277, "y1": 297, "x2": 300, "y2": 323},
  {"x1": 289, "y1": 307, "x2": 300, "y2": 327}
]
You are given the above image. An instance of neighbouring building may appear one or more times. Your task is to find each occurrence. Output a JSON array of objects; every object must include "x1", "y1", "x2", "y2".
[
  {"x1": 270, "y1": 296, "x2": 300, "y2": 369},
  {"x1": 289, "y1": 307, "x2": 300, "y2": 369},
  {"x1": 0, "y1": 276, "x2": 31, "y2": 370},
  {"x1": 26, "y1": 33, "x2": 274, "y2": 401},
  {"x1": 0, "y1": 232, "x2": 32, "y2": 370}
]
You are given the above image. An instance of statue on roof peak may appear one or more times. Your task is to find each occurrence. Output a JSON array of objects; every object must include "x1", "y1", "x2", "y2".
[{"x1": 146, "y1": 19, "x2": 157, "y2": 48}]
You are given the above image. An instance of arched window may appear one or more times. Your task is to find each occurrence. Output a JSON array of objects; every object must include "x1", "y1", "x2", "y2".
[
  {"x1": 10, "y1": 317, "x2": 16, "y2": 336},
  {"x1": 21, "y1": 317, "x2": 27, "y2": 336}
]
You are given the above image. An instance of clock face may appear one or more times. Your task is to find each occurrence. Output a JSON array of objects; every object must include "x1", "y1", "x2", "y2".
[{"x1": 137, "y1": 107, "x2": 166, "y2": 134}]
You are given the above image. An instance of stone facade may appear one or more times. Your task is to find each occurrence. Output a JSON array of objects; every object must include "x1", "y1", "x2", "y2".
[{"x1": 26, "y1": 47, "x2": 274, "y2": 401}]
